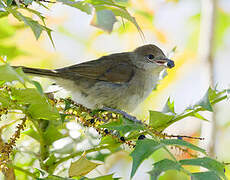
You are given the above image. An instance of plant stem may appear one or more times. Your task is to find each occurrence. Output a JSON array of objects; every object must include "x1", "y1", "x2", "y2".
[
  {"x1": 31, "y1": 118, "x2": 50, "y2": 172},
  {"x1": 12, "y1": 165, "x2": 36, "y2": 179},
  {"x1": 169, "y1": 94, "x2": 227, "y2": 126}
]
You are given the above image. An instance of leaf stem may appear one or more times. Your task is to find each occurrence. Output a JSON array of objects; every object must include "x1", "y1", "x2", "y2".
[{"x1": 12, "y1": 165, "x2": 37, "y2": 178}]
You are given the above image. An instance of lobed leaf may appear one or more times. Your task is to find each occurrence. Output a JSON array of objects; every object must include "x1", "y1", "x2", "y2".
[
  {"x1": 195, "y1": 88, "x2": 213, "y2": 111},
  {"x1": 193, "y1": 87, "x2": 221, "y2": 112},
  {"x1": 148, "y1": 159, "x2": 182, "y2": 180},
  {"x1": 130, "y1": 139, "x2": 163, "y2": 178},
  {"x1": 6, "y1": 8, "x2": 54, "y2": 45},
  {"x1": 149, "y1": 110, "x2": 174, "y2": 131},
  {"x1": 180, "y1": 157, "x2": 226, "y2": 179}
]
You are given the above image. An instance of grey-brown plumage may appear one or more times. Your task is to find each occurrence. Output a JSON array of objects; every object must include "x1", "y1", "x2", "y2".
[{"x1": 15, "y1": 44, "x2": 174, "y2": 112}]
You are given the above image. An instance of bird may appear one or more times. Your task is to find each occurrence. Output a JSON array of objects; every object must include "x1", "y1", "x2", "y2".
[{"x1": 15, "y1": 44, "x2": 174, "y2": 122}]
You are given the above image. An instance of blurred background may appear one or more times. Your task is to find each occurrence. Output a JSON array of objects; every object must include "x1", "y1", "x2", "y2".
[{"x1": 1, "y1": 0, "x2": 230, "y2": 179}]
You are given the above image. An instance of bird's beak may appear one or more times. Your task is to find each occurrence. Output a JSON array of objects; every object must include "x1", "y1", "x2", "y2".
[{"x1": 155, "y1": 58, "x2": 175, "y2": 69}]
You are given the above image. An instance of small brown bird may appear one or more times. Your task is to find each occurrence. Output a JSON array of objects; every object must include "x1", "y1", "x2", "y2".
[{"x1": 16, "y1": 44, "x2": 174, "y2": 120}]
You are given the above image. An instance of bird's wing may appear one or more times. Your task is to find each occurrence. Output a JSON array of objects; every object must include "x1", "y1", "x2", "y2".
[{"x1": 57, "y1": 53, "x2": 136, "y2": 83}]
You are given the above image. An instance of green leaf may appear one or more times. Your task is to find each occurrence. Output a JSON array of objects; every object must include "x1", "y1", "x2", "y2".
[
  {"x1": 17, "y1": 14, "x2": 43, "y2": 39},
  {"x1": 0, "y1": 64, "x2": 26, "y2": 84},
  {"x1": 21, "y1": 17, "x2": 44, "y2": 39},
  {"x1": 99, "y1": 136, "x2": 120, "y2": 152},
  {"x1": 194, "y1": 87, "x2": 214, "y2": 112},
  {"x1": 69, "y1": 156, "x2": 101, "y2": 177},
  {"x1": 149, "y1": 111, "x2": 174, "y2": 131},
  {"x1": 11, "y1": 88, "x2": 60, "y2": 120},
  {"x1": 86, "y1": 0, "x2": 143, "y2": 35},
  {"x1": 7, "y1": 8, "x2": 54, "y2": 44},
  {"x1": 0, "y1": 64, "x2": 47, "y2": 95},
  {"x1": 191, "y1": 171, "x2": 221, "y2": 180},
  {"x1": 208, "y1": 86, "x2": 219, "y2": 101},
  {"x1": 161, "y1": 139, "x2": 206, "y2": 154},
  {"x1": 148, "y1": 159, "x2": 182, "y2": 180},
  {"x1": 43, "y1": 124, "x2": 64, "y2": 145},
  {"x1": 0, "y1": 89, "x2": 11, "y2": 107},
  {"x1": 32, "y1": 80, "x2": 43, "y2": 94},
  {"x1": 91, "y1": 9, "x2": 117, "y2": 33},
  {"x1": 130, "y1": 139, "x2": 163, "y2": 178},
  {"x1": 162, "y1": 98, "x2": 175, "y2": 114},
  {"x1": 23, "y1": 127, "x2": 40, "y2": 141},
  {"x1": 180, "y1": 157, "x2": 226, "y2": 179},
  {"x1": 57, "y1": 0, "x2": 92, "y2": 14},
  {"x1": 7, "y1": 0, "x2": 14, "y2": 6},
  {"x1": 100, "y1": 135, "x2": 117, "y2": 145},
  {"x1": 22, "y1": 7, "x2": 46, "y2": 25}
]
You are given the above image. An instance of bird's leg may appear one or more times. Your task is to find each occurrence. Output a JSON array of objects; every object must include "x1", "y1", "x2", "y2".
[{"x1": 102, "y1": 107, "x2": 143, "y2": 124}]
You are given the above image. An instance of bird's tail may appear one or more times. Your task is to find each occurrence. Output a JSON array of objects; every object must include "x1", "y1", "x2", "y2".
[{"x1": 14, "y1": 66, "x2": 60, "y2": 78}]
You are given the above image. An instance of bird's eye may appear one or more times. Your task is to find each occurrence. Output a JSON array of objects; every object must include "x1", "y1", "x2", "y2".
[{"x1": 147, "y1": 54, "x2": 155, "y2": 60}]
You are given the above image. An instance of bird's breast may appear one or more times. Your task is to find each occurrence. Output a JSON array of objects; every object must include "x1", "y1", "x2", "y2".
[{"x1": 120, "y1": 71, "x2": 160, "y2": 111}]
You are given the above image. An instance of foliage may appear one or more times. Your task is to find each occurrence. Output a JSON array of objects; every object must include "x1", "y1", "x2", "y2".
[
  {"x1": 0, "y1": 0, "x2": 230, "y2": 180},
  {"x1": 0, "y1": 61, "x2": 228, "y2": 179},
  {"x1": 0, "y1": 0, "x2": 141, "y2": 47}
]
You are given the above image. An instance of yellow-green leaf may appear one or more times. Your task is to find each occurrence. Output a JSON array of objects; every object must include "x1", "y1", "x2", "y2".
[{"x1": 69, "y1": 156, "x2": 101, "y2": 177}]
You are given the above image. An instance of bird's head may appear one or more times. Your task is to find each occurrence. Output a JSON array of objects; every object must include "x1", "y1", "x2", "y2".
[{"x1": 131, "y1": 44, "x2": 175, "y2": 72}]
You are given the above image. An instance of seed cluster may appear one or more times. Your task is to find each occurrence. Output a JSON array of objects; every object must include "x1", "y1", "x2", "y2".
[
  {"x1": 0, "y1": 117, "x2": 26, "y2": 172},
  {"x1": 57, "y1": 98, "x2": 137, "y2": 147}
]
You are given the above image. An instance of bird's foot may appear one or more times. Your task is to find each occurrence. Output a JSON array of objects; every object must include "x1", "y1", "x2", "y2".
[{"x1": 102, "y1": 107, "x2": 143, "y2": 124}]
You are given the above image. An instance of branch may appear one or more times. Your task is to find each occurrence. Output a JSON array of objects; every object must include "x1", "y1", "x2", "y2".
[{"x1": 168, "y1": 94, "x2": 227, "y2": 127}]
